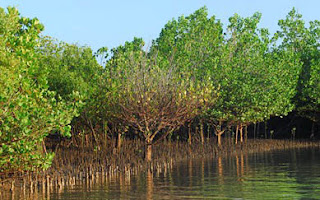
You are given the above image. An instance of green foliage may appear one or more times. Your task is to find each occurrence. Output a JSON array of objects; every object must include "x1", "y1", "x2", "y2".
[
  {"x1": 208, "y1": 12, "x2": 271, "y2": 125},
  {"x1": 276, "y1": 8, "x2": 320, "y2": 122},
  {"x1": 0, "y1": 7, "x2": 79, "y2": 172},
  {"x1": 152, "y1": 7, "x2": 223, "y2": 73},
  {"x1": 152, "y1": 7, "x2": 300, "y2": 132},
  {"x1": 152, "y1": 7, "x2": 221, "y2": 121},
  {"x1": 218, "y1": 12, "x2": 299, "y2": 125},
  {"x1": 300, "y1": 57, "x2": 320, "y2": 122},
  {"x1": 308, "y1": 61, "x2": 320, "y2": 105},
  {"x1": 1, "y1": 5, "x2": 319, "y2": 171},
  {"x1": 39, "y1": 37, "x2": 102, "y2": 100},
  {"x1": 38, "y1": 37, "x2": 106, "y2": 133}
]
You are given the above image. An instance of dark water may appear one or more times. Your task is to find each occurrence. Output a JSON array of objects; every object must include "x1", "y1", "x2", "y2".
[{"x1": 50, "y1": 148, "x2": 320, "y2": 200}]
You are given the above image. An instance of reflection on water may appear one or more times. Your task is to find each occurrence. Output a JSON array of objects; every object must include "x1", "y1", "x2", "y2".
[{"x1": 50, "y1": 148, "x2": 320, "y2": 199}]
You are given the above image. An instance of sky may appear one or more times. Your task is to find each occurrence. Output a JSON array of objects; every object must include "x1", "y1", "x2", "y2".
[{"x1": 0, "y1": 0, "x2": 319, "y2": 52}]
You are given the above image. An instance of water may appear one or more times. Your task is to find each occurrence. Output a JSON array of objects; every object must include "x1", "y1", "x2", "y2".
[{"x1": 50, "y1": 148, "x2": 320, "y2": 199}]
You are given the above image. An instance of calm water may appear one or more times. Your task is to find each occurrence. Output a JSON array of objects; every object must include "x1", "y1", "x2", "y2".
[{"x1": 50, "y1": 148, "x2": 320, "y2": 200}]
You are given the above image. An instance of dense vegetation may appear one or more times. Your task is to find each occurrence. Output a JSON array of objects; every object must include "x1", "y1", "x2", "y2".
[
  {"x1": 0, "y1": 7, "x2": 80, "y2": 172},
  {"x1": 0, "y1": 6, "x2": 319, "y2": 172}
]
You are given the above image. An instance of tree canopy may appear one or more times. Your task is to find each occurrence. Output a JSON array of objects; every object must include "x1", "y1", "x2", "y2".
[{"x1": 0, "y1": 6, "x2": 319, "y2": 172}]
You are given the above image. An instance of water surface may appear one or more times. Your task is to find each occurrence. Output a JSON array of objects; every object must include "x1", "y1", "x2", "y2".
[{"x1": 51, "y1": 148, "x2": 320, "y2": 199}]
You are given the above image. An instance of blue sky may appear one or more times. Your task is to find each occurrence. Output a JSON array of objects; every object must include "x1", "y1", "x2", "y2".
[{"x1": 1, "y1": 0, "x2": 319, "y2": 52}]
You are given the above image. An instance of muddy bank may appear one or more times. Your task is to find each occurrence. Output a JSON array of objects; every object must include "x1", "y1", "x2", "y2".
[{"x1": 0, "y1": 139, "x2": 319, "y2": 199}]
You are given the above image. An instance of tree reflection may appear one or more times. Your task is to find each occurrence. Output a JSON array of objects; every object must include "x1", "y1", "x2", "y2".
[
  {"x1": 46, "y1": 148, "x2": 320, "y2": 200},
  {"x1": 146, "y1": 169, "x2": 154, "y2": 200},
  {"x1": 188, "y1": 159, "x2": 193, "y2": 187}
]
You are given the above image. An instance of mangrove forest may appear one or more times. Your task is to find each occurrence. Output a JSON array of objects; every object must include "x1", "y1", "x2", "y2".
[{"x1": 0, "y1": 6, "x2": 320, "y2": 196}]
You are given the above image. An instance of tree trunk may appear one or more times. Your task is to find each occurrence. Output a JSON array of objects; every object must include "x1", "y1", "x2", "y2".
[
  {"x1": 145, "y1": 144, "x2": 152, "y2": 162},
  {"x1": 240, "y1": 124, "x2": 243, "y2": 143},
  {"x1": 117, "y1": 132, "x2": 122, "y2": 151},
  {"x1": 217, "y1": 133, "x2": 222, "y2": 147},
  {"x1": 89, "y1": 120, "x2": 100, "y2": 150},
  {"x1": 235, "y1": 125, "x2": 239, "y2": 144},
  {"x1": 85, "y1": 134, "x2": 89, "y2": 147},
  {"x1": 253, "y1": 123, "x2": 256, "y2": 140},
  {"x1": 41, "y1": 140, "x2": 47, "y2": 155},
  {"x1": 200, "y1": 119, "x2": 204, "y2": 145},
  {"x1": 188, "y1": 123, "x2": 192, "y2": 145},
  {"x1": 145, "y1": 137, "x2": 153, "y2": 162},
  {"x1": 215, "y1": 123, "x2": 225, "y2": 147}
]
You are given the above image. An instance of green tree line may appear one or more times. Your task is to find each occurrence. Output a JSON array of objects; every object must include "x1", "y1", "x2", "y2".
[{"x1": 0, "y1": 6, "x2": 319, "y2": 171}]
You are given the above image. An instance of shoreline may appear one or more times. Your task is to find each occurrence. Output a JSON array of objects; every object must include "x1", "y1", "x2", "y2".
[{"x1": 0, "y1": 139, "x2": 320, "y2": 199}]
